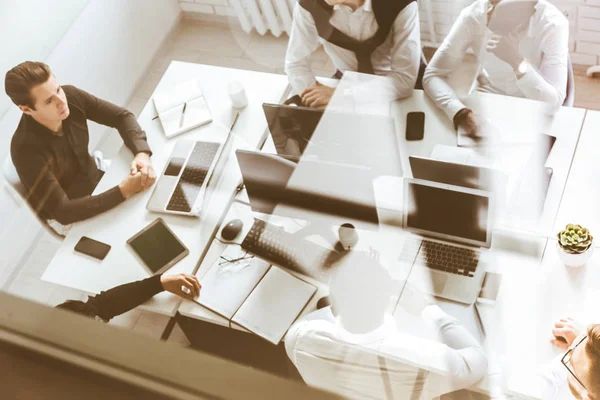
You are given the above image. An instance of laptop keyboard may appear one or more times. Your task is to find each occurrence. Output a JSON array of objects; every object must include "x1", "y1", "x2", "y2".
[
  {"x1": 400, "y1": 238, "x2": 479, "y2": 278},
  {"x1": 166, "y1": 142, "x2": 220, "y2": 213},
  {"x1": 417, "y1": 241, "x2": 479, "y2": 277}
]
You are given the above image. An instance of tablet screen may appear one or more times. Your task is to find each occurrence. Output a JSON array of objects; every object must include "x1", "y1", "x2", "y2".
[{"x1": 128, "y1": 219, "x2": 188, "y2": 274}]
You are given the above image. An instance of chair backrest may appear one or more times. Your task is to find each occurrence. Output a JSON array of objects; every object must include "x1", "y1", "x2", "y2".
[
  {"x1": 2, "y1": 156, "x2": 65, "y2": 240},
  {"x1": 292, "y1": 329, "x2": 459, "y2": 400},
  {"x1": 564, "y1": 54, "x2": 575, "y2": 107},
  {"x1": 3, "y1": 156, "x2": 27, "y2": 198}
]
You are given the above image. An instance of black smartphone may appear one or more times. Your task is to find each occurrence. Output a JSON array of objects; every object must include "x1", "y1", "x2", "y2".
[
  {"x1": 406, "y1": 112, "x2": 425, "y2": 141},
  {"x1": 74, "y1": 236, "x2": 111, "y2": 260}
]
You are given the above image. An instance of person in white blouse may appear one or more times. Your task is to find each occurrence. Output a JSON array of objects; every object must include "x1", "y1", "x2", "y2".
[
  {"x1": 284, "y1": 251, "x2": 488, "y2": 399},
  {"x1": 423, "y1": 0, "x2": 569, "y2": 138},
  {"x1": 284, "y1": 0, "x2": 422, "y2": 108}
]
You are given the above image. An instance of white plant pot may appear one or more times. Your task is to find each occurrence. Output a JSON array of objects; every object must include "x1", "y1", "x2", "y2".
[{"x1": 557, "y1": 243, "x2": 594, "y2": 267}]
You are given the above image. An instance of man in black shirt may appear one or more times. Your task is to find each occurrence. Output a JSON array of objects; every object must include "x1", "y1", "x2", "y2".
[{"x1": 6, "y1": 61, "x2": 156, "y2": 225}]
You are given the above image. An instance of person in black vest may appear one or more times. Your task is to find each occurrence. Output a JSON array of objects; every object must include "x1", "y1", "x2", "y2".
[{"x1": 285, "y1": 0, "x2": 422, "y2": 109}]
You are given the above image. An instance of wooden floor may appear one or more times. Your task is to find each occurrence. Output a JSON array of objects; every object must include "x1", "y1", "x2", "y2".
[{"x1": 5, "y1": 17, "x2": 600, "y2": 353}]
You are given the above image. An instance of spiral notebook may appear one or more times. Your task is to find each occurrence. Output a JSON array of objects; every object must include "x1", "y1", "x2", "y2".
[
  {"x1": 197, "y1": 246, "x2": 317, "y2": 344},
  {"x1": 153, "y1": 79, "x2": 212, "y2": 138}
]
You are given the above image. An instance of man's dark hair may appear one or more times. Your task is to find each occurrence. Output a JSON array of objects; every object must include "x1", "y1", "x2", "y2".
[{"x1": 5, "y1": 61, "x2": 52, "y2": 109}]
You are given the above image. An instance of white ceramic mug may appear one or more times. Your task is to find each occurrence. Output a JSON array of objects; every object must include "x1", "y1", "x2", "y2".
[{"x1": 228, "y1": 80, "x2": 248, "y2": 108}]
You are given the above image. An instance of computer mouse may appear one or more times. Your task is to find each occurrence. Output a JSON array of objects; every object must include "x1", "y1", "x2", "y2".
[{"x1": 221, "y1": 219, "x2": 243, "y2": 241}]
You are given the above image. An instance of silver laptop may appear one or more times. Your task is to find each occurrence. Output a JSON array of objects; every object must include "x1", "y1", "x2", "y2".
[
  {"x1": 402, "y1": 178, "x2": 493, "y2": 304},
  {"x1": 147, "y1": 124, "x2": 235, "y2": 217}
]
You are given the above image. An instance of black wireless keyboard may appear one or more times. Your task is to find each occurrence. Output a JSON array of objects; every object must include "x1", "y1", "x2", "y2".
[
  {"x1": 241, "y1": 218, "x2": 340, "y2": 280},
  {"x1": 166, "y1": 142, "x2": 220, "y2": 213}
]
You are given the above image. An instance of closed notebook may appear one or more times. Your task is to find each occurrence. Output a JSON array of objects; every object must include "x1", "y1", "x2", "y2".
[
  {"x1": 153, "y1": 79, "x2": 212, "y2": 138},
  {"x1": 198, "y1": 246, "x2": 316, "y2": 345}
]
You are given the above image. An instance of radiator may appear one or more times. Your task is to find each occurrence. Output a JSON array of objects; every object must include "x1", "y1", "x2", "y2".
[
  {"x1": 229, "y1": 0, "x2": 438, "y2": 46},
  {"x1": 230, "y1": 0, "x2": 294, "y2": 37}
]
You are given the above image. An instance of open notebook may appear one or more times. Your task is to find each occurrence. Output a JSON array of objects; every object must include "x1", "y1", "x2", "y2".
[
  {"x1": 197, "y1": 246, "x2": 317, "y2": 344},
  {"x1": 153, "y1": 79, "x2": 212, "y2": 138}
]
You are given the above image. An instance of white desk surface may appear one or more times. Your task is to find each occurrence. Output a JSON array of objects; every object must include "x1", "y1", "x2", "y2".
[
  {"x1": 42, "y1": 62, "x2": 289, "y2": 316},
  {"x1": 480, "y1": 238, "x2": 600, "y2": 399},
  {"x1": 182, "y1": 81, "x2": 589, "y2": 353},
  {"x1": 391, "y1": 90, "x2": 586, "y2": 236},
  {"x1": 554, "y1": 110, "x2": 600, "y2": 233}
]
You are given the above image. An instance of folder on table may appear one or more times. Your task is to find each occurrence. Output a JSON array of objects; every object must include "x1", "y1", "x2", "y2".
[{"x1": 153, "y1": 79, "x2": 212, "y2": 138}]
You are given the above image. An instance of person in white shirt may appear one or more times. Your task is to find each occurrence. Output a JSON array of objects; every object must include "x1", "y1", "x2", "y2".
[
  {"x1": 284, "y1": 251, "x2": 488, "y2": 399},
  {"x1": 540, "y1": 317, "x2": 600, "y2": 400},
  {"x1": 423, "y1": 0, "x2": 569, "y2": 137},
  {"x1": 284, "y1": 0, "x2": 422, "y2": 108}
]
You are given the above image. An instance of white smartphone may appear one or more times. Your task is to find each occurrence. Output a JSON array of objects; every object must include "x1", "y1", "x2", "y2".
[{"x1": 477, "y1": 271, "x2": 503, "y2": 305}]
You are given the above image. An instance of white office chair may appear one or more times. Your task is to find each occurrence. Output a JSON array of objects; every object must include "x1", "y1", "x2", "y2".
[
  {"x1": 2, "y1": 157, "x2": 67, "y2": 240},
  {"x1": 290, "y1": 333, "x2": 469, "y2": 400}
]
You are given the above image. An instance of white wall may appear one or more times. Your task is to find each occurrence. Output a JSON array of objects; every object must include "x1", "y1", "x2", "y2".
[
  {"x1": 0, "y1": 0, "x2": 181, "y2": 287},
  {"x1": 178, "y1": 0, "x2": 600, "y2": 67},
  {"x1": 0, "y1": 0, "x2": 89, "y2": 123}
]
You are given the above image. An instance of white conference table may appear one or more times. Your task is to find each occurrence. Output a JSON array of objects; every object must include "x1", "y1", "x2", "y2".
[
  {"x1": 41, "y1": 60, "x2": 595, "y2": 397},
  {"x1": 392, "y1": 89, "x2": 585, "y2": 236},
  {"x1": 479, "y1": 234, "x2": 600, "y2": 399},
  {"x1": 42, "y1": 62, "x2": 289, "y2": 316},
  {"x1": 179, "y1": 74, "x2": 594, "y2": 399},
  {"x1": 180, "y1": 72, "x2": 586, "y2": 335}
]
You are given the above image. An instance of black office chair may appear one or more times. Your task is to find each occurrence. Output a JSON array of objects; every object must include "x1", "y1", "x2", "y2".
[{"x1": 414, "y1": 51, "x2": 428, "y2": 90}]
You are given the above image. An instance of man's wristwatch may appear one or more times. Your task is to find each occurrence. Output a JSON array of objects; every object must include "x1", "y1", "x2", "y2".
[{"x1": 515, "y1": 58, "x2": 529, "y2": 79}]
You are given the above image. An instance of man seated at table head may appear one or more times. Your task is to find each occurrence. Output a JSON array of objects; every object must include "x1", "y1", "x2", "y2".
[
  {"x1": 548, "y1": 317, "x2": 600, "y2": 400},
  {"x1": 423, "y1": 0, "x2": 569, "y2": 137},
  {"x1": 56, "y1": 273, "x2": 200, "y2": 323},
  {"x1": 6, "y1": 61, "x2": 157, "y2": 227},
  {"x1": 285, "y1": 0, "x2": 422, "y2": 108},
  {"x1": 284, "y1": 250, "x2": 488, "y2": 398}
]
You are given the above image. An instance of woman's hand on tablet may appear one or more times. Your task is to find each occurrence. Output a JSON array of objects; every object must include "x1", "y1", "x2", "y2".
[{"x1": 161, "y1": 273, "x2": 201, "y2": 299}]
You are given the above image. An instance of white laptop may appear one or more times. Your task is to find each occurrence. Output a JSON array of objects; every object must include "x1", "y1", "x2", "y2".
[
  {"x1": 402, "y1": 178, "x2": 493, "y2": 304},
  {"x1": 146, "y1": 120, "x2": 236, "y2": 217}
]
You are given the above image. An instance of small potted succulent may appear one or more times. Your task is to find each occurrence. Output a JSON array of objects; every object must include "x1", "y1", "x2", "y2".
[{"x1": 557, "y1": 224, "x2": 594, "y2": 267}]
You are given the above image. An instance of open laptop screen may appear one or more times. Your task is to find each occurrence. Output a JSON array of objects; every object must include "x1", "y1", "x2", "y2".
[{"x1": 404, "y1": 179, "x2": 492, "y2": 248}]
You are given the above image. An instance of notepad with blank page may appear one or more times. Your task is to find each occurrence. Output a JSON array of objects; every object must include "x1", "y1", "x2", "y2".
[
  {"x1": 197, "y1": 246, "x2": 270, "y2": 320},
  {"x1": 231, "y1": 266, "x2": 317, "y2": 345},
  {"x1": 153, "y1": 79, "x2": 212, "y2": 138}
]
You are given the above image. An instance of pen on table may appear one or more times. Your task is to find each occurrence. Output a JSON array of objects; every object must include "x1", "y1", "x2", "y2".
[
  {"x1": 229, "y1": 112, "x2": 240, "y2": 132},
  {"x1": 474, "y1": 302, "x2": 486, "y2": 337},
  {"x1": 179, "y1": 102, "x2": 188, "y2": 128}
]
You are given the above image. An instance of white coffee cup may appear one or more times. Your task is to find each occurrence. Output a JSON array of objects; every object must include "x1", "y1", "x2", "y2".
[{"x1": 228, "y1": 80, "x2": 248, "y2": 108}]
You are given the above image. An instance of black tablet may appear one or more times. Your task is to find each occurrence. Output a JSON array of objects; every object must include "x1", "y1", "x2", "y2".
[{"x1": 127, "y1": 218, "x2": 189, "y2": 275}]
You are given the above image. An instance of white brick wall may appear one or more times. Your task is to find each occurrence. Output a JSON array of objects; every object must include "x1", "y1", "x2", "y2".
[{"x1": 178, "y1": 0, "x2": 600, "y2": 66}]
